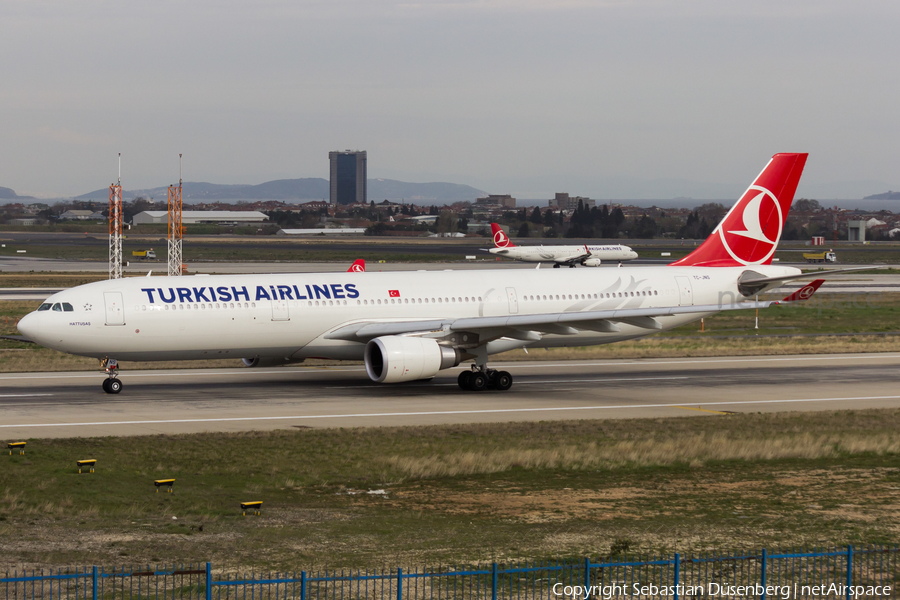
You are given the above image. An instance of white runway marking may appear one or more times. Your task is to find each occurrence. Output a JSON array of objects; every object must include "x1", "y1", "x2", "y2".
[
  {"x1": 1, "y1": 353, "x2": 896, "y2": 383},
  {"x1": 5, "y1": 395, "x2": 900, "y2": 429},
  {"x1": 325, "y1": 376, "x2": 690, "y2": 389},
  {"x1": 0, "y1": 394, "x2": 53, "y2": 398},
  {"x1": 0, "y1": 367, "x2": 362, "y2": 381}
]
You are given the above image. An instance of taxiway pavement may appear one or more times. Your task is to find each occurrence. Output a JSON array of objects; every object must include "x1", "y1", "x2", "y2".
[{"x1": 2, "y1": 352, "x2": 899, "y2": 439}]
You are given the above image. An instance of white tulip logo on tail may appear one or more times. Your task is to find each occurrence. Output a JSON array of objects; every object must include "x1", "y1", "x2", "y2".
[
  {"x1": 494, "y1": 229, "x2": 510, "y2": 248},
  {"x1": 717, "y1": 185, "x2": 782, "y2": 266}
]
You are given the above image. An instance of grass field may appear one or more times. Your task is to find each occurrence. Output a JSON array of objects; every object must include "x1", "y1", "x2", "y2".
[
  {"x1": 2, "y1": 410, "x2": 899, "y2": 571},
  {"x1": 3, "y1": 273, "x2": 900, "y2": 571}
]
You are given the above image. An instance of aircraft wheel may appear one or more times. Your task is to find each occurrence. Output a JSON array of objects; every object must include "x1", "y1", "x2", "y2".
[
  {"x1": 458, "y1": 371, "x2": 473, "y2": 390},
  {"x1": 108, "y1": 379, "x2": 123, "y2": 394},
  {"x1": 569, "y1": 264, "x2": 575, "y2": 268},
  {"x1": 494, "y1": 371, "x2": 513, "y2": 391},
  {"x1": 470, "y1": 373, "x2": 488, "y2": 391},
  {"x1": 102, "y1": 379, "x2": 111, "y2": 393},
  {"x1": 553, "y1": 264, "x2": 560, "y2": 268}
]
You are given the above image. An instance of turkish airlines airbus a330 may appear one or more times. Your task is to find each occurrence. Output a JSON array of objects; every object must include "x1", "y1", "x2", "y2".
[
  {"x1": 487, "y1": 223, "x2": 639, "y2": 266},
  {"x1": 21, "y1": 153, "x2": 820, "y2": 394}
]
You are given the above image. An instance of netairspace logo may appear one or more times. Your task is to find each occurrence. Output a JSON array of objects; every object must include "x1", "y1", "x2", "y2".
[{"x1": 551, "y1": 582, "x2": 893, "y2": 599}]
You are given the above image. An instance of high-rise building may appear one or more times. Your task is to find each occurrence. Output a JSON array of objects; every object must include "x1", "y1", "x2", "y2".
[
  {"x1": 475, "y1": 194, "x2": 516, "y2": 208},
  {"x1": 552, "y1": 193, "x2": 595, "y2": 211},
  {"x1": 329, "y1": 150, "x2": 367, "y2": 205}
]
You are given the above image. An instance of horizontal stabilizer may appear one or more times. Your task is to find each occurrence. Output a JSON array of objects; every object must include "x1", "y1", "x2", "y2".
[{"x1": 781, "y1": 279, "x2": 825, "y2": 302}]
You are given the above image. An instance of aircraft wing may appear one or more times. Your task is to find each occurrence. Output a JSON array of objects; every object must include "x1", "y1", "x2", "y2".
[
  {"x1": 738, "y1": 266, "x2": 885, "y2": 296},
  {"x1": 553, "y1": 247, "x2": 591, "y2": 265},
  {"x1": 324, "y1": 300, "x2": 777, "y2": 345}
]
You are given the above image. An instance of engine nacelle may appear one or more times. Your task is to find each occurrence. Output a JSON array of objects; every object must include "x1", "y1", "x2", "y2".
[
  {"x1": 241, "y1": 356, "x2": 305, "y2": 368},
  {"x1": 582, "y1": 258, "x2": 602, "y2": 267},
  {"x1": 364, "y1": 336, "x2": 460, "y2": 383}
]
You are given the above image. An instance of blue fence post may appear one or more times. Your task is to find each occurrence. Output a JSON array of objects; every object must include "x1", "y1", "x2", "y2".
[
  {"x1": 760, "y1": 549, "x2": 767, "y2": 600},
  {"x1": 92, "y1": 566, "x2": 98, "y2": 600},
  {"x1": 492, "y1": 563, "x2": 498, "y2": 600},
  {"x1": 846, "y1": 546, "x2": 853, "y2": 600},
  {"x1": 397, "y1": 567, "x2": 403, "y2": 600},
  {"x1": 300, "y1": 571, "x2": 306, "y2": 600},
  {"x1": 205, "y1": 562, "x2": 212, "y2": 600},
  {"x1": 674, "y1": 554, "x2": 680, "y2": 600},
  {"x1": 584, "y1": 557, "x2": 591, "y2": 592}
]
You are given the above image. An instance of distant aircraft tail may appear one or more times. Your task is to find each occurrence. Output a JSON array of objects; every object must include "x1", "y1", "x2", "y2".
[
  {"x1": 348, "y1": 259, "x2": 366, "y2": 272},
  {"x1": 490, "y1": 223, "x2": 515, "y2": 248},
  {"x1": 669, "y1": 153, "x2": 808, "y2": 267}
]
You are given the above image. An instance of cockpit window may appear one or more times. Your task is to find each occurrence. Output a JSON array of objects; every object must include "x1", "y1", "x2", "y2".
[
  {"x1": 38, "y1": 303, "x2": 52, "y2": 311},
  {"x1": 52, "y1": 303, "x2": 62, "y2": 312},
  {"x1": 62, "y1": 303, "x2": 74, "y2": 312}
]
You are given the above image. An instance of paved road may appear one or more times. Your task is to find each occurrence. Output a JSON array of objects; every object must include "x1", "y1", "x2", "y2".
[{"x1": 2, "y1": 353, "x2": 899, "y2": 439}]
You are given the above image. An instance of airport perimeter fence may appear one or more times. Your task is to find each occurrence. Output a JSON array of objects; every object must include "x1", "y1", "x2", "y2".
[{"x1": 2, "y1": 545, "x2": 898, "y2": 599}]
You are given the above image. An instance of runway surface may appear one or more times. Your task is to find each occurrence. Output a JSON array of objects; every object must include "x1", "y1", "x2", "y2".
[{"x1": 2, "y1": 352, "x2": 900, "y2": 439}]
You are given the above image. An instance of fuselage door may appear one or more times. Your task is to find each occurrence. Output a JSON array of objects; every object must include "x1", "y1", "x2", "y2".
[
  {"x1": 103, "y1": 291, "x2": 125, "y2": 326},
  {"x1": 506, "y1": 287, "x2": 519, "y2": 314},
  {"x1": 675, "y1": 276, "x2": 693, "y2": 306},
  {"x1": 272, "y1": 299, "x2": 290, "y2": 321}
]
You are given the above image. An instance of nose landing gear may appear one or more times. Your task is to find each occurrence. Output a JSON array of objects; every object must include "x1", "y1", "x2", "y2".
[
  {"x1": 457, "y1": 367, "x2": 513, "y2": 391},
  {"x1": 101, "y1": 358, "x2": 123, "y2": 394}
]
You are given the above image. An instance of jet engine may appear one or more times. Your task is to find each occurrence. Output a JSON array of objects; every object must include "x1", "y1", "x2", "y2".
[
  {"x1": 364, "y1": 336, "x2": 460, "y2": 383},
  {"x1": 582, "y1": 258, "x2": 602, "y2": 267},
  {"x1": 241, "y1": 356, "x2": 305, "y2": 368}
]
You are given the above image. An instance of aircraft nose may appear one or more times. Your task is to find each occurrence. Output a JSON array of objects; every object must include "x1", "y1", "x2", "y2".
[
  {"x1": 16, "y1": 313, "x2": 37, "y2": 339},
  {"x1": 17, "y1": 311, "x2": 44, "y2": 344}
]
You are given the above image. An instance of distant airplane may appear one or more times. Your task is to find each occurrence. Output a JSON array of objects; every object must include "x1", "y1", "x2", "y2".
[
  {"x1": 487, "y1": 223, "x2": 638, "y2": 267},
  {"x1": 348, "y1": 259, "x2": 366, "y2": 272},
  {"x1": 22, "y1": 153, "x2": 842, "y2": 394}
]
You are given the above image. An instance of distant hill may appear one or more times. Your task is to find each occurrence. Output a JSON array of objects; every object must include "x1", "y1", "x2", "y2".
[
  {"x1": 75, "y1": 178, "x2": 484, "y2": 204},
  {"x1": 0, "y1": 186, "x2": 33, "y2": 200},
  {"x1": 863, "y1": 191, "x2": 900, "y2": 200},
  {"x1": 369, "y1": 179, "x2": 484, "y2": 202},
  {"x1": 76, "y1": 179, "x2": 329, "y2": 202}
]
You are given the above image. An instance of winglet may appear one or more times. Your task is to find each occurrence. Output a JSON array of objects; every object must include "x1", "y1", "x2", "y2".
[
  {"x1": 348, "y1": 259, "x2": 366, "y2": 273},
  {"x1": 781, "y1": 279, "x2": 824, "y2": 302},
  {"x1": 490, "y1": 223, "x2": 514, "y2": 248}
]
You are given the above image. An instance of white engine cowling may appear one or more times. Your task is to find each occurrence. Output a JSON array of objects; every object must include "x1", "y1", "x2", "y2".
[
  {"x1": 365, "y1": 336, "x2": 460, "y2": 383},
  {"x1": 582, "y1": 258, "x2": 602, "y2": 267},
  {"x1": 241, "y1": 356, "x2": 305, "y2": 368}
]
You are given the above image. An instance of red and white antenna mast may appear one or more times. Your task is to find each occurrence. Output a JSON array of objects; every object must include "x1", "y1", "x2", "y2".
[
  {"x1": 108, "y1": 153, "x2": 124, "y2": 280},
  {"x1": 167, "y1": 154, "x2": 183, "y2": 276}
]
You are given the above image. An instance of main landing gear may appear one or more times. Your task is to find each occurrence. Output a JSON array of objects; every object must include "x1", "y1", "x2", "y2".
[
  {"x1": 457, "y1": 367, "x2": 513, "y2": 392},
  {"x1": 101, "y1": 358, "x2": 123, "y2": 394}
]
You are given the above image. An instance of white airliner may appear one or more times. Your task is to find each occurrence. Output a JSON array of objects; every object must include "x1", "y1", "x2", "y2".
[
  {"x1": 487, "y1": 223, "x2": 639, "y2": 267},
  {"x1": 21, "y1": 153, "x2": 822, "y2": 394}
]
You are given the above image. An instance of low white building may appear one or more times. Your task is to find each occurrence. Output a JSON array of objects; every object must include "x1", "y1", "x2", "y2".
[
  {"x1": 277, "y1": 228, "x2": 367, "y2": 235},
  {"x1": 59, "y1": 210, "x2": 104, "y2": 220},
  {"x1": 132, "y1": 211, "x2": 268, "y2": 225}
]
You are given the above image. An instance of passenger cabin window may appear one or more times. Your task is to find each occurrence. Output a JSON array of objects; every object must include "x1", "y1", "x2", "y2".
[{"x1": 38, "y1": 303, "x2": 52, "y2": 311}]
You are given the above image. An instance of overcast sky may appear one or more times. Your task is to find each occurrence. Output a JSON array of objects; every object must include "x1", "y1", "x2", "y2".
[{"x1": 2, "y1": 0, "x2": 899, "y2": 200}]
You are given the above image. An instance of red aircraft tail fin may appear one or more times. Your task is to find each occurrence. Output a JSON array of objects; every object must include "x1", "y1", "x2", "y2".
[
  {"x1": 670, "y1": 153, "x2": 808, "y2": 267},
  {"x1": 490, "y1": 223, "x2": 514, "y2": 248}
]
